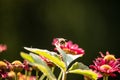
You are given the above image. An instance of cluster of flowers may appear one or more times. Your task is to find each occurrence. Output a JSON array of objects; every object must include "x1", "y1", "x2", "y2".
[
  {"x1": 1, "y1": 44, "x2": 35, "y2": 80},
  {"x1": 90, "y1": 52, "x2": 120, "y2": 79},
  {"x1": 0, "y1": 38, "x2": 120, "y2": 80}
]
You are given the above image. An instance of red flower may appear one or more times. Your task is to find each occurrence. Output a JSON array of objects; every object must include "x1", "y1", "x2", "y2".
[
  {"x1": 0, "y1": 44, "x2": 7, "y2": 52},
  {"x1": 52, "y1": 38, "x2": 85, "y2": 55},
  {"x1": 90, "y1": 52, "x2": 120, "y2": 77}
]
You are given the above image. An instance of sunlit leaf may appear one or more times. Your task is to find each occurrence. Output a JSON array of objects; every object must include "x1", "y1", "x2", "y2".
[
  {"x1": 20, "y1": 52, "x2": 34, "y2": 63},
  {"x1": 69, "y1": 62, "x2": 89, "y2": 71},
  {"x1": 68, "y1": 62, "x2": 98, "y2": 80},
  {"x1": 29, "y1": 53, "x2": 46, "y2": 65},
  {"x1": 29, "y1": 53, "x2": 56, "y2": 80},
  {"x1": 21, "y1": 52, "x2": 56, "y2": 80},
  {"x1": 24, "y1": 47, "x2": 66, "y2": 71},
  {"x1": 68, "y1": 69, "x2": 98, "y2": 80}
]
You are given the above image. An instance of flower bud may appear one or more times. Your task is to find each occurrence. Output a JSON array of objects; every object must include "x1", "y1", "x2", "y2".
[
  {"x1": 0, "y1": 61, "x2": 7, "y2": 70},
  {"x1": 4, "y1": 60, "x2": 13, "y2": 71},
  {"x1": 12, "y1": 60, "x2": 23, "y2": 73}
]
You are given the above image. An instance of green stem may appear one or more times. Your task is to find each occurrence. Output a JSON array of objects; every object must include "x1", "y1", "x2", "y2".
[
  {"x1": 52, "y1": 67, "x2": 55, "y2": 73},
  {"x1": 28, "y1": 70, "x2": 32, "y2": 76},
  {"x1": 25, "y1": 70, "x2": 28, "y2": 80},
  {"x1": 25, "y1": 70, "x2": 27, "y2": 75},
  {"x1": 46, "y1": 77, "x2": 49, "y2": 80},
  {"x1": 46, "y1": 67, "x2": 55, "y2": 80},
  {"x1": 39, "y1": 74, "x2": 46, "y2": 80},
  {"x1": 106, "y1": 76, "x2": 108, "y2": 80},
  {"x1": 36, "y1": 70, "x2": 39, "y2": 80},
  {"x1": 62, "y1": 70, "x2": 67, "y2": 80},
  {"x1": 103, "y1": 76, "x2": 109, "y2": 80},
  {"x1": 15, "y1": 72, "x2": 18, "y2": 80},
  {"x1": 58, "y1": 70, "x2": 62, "y2": 80}
]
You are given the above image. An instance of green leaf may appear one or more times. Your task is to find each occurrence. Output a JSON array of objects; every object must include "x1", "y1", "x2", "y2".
[
  {"x1": 24, "y1": 47, "x2": 66, "y2": 71},
  {"x1": 68, "y1": 62, "x2": 98, "y2": 80},
  {"x1": 69, "y1": 62, "x2": 89, "y2": 71},
  {"x1": 68, "y1": 69, "x2": 98, "y2": 80},
  {"x1": 56, "y1": 45, "x2": 83, "y2": 67},
  {"x1": 34, "y1": 63, "x2": 56, "y2": 80},
  {"x1": 20, "y1": 52, "x2": 34, "y2": 63},
  {"x1": 29, "y1": 53, "x2": 46, "y2": 65},
  {"x1": 21, "y1": 52, "x2": 56, "y2": 80},
  {"x1": 29, "y1": 53, "x2": 56, "y2": 80}
]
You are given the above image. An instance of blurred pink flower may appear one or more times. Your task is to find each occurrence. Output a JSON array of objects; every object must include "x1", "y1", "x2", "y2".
[
  {"x1": 90, "y1": 52, "x2": 120, "y2": 77},
  {"x1": 0, "y1": 44, "x2": 7, "y2": 52},
  {"x1": 23, "y1": 60, "x2": 32, "y2": 71},
  {"x1": 52, "y1": 38, "x2": 85, "y2": 55}
]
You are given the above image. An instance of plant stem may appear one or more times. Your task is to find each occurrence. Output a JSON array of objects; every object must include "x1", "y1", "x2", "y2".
[
  {"x1": 58, "y1": 70, "x2": 62, "y2": 80},
  {"x1": 28, "y1": 71, "x2": 32, "y2": 76},
  {"x1": 15, "y1": 72, "x2": 18, "y2": 80},
  {"x1": 25, "y1": 70, "x2": 28, "y2": 80},
  {"x1": 105, "y1": 76, "x2": 108, "y2": 80},
  {"x1": 46, "y1": 77, "x2": 49, "y2": 80},
  {"x1": 25, "y1": 70, "x2": 27, "y2": 75},
  {"x1": 62, "y1": 70, "x2": 67, "y2": 80},
  {"x1": 39, "y1": 74, "x2": 46, "y2": 80},
  {"x1": 52, "y1": 67, "x2": 55, "y2": 73},
  {"x1": 103, "y1": 76, "x2": 108, "y2": 80},
  {"x1": 36, "y1": 70, "x2": 39, "y2": 80}
]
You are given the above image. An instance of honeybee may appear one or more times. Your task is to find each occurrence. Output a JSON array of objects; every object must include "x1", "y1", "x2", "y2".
[{"x1": 57, "y1": 38, "x2": 66, "y2": 45}]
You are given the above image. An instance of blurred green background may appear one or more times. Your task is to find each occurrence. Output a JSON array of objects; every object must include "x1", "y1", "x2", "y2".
[{"x1": 0, "y1": 0, "x2": 120, "y2": 79}]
